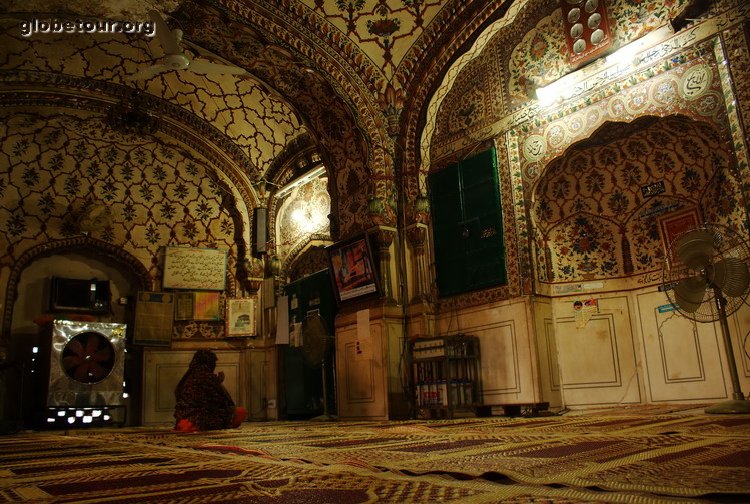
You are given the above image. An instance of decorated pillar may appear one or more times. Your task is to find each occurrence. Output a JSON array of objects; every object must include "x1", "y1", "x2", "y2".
[
  {"x1": 367, "y1": 196, "x2": 398, "y2": 304},
  {"x1": 406, "y1": 194, "x2": 431, "y2": 303},
  {"x1": 241, "y1": 257, "x2": 264, "y2": 294},
  {"x1": 371, "y1": 227, "x2": 397, "y2": 304}
]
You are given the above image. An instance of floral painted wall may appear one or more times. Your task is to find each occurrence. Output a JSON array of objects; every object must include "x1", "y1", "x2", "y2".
[
  {"x1": 431, "y1": 0, "x2": 697, "y2": 150},
  {"x1": 425, "y1": 0, "x2": 750, "y2": 300},
  {"x1": 531, "y1": 115, "x2": 744, "y2": 283},
  {"x1": 0, "y1": 108, "x2": 248, "y2": 295}
]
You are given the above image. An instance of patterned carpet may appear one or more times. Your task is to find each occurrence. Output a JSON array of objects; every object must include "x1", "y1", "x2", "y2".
[{"x1": 1, "y1": 410, "x2": 749, "y2": 503}]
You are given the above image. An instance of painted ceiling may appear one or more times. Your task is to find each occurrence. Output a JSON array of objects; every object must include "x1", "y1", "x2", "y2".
[
  {"x1": 0, "y1": 0, "x2": 462, "y2": 164},
  {"x1": 0, "y1": 0, "x2": 711, "y2": 227}
]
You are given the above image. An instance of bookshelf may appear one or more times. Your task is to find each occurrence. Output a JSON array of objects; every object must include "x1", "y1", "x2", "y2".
[{"x1": 411, "y1": 334, "x2": 481, "y2": 418}]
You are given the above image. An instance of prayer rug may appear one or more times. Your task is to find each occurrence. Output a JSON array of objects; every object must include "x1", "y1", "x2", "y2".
[{"x1": 2, "y1": 412, "x2": 749, "y2": 503}]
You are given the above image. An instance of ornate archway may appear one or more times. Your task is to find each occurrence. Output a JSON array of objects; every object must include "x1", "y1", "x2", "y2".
[{"x1": 1, "y1": 236, "x2": 151, "y2": 346}]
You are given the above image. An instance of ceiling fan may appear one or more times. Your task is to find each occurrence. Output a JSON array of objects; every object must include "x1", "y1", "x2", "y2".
[{"x1": 129, "y1": 10, "x2": 247, "y2": 80}]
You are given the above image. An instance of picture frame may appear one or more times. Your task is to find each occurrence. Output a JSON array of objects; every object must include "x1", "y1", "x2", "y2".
[
  {"x1": 162, "y1": 246, "x2": 227, "y2": 291},
  {"x1": 657, "y1": 206, "x2": 702, "y2": 267},
  {"x1": 174, "y1": 291, "x2": 222, "y2": 321},
  {"x1": 326, "y1": 234, "x2": 380, "y2": 303},
  {"x1": 133, "y1": 291, "x2": 174, "y2": 346},
  {"x1": 174, "y1": 292, "x2": 195, "y2": 321},
  {"x1": 226, "y1": 298, "x2": 256, "y2": 337}
]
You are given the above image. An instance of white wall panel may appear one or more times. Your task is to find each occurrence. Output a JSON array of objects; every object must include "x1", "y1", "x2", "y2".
[
  {"x1": 553, "y1": 296, "x2": 640, "y2": 406},
  {"x1": 142, "y1": 350, "x2": 241, "y2": 425},
  {"x1": 637, "y1": 290, "x2": 729, "y2": 402}
]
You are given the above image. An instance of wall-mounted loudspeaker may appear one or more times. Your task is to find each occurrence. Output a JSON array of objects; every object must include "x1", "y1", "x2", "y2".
[{"x1": 253, "y1": 208, "x2": 268, "y2": 256}]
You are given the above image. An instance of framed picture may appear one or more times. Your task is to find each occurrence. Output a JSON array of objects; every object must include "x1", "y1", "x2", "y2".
[
  {"x1": 657, "y1": 206, "x2": 702, "y2": 266},
  {"x1": 327, "y1": 234, "x2": 380, "y2": 303},
  {"x1": 226, "y1": 298, "x2": 256, "y2": 337},
  {"x1": 162, "y1": 246, "x2": 227, "y2": 291},
  {"x1": 133, "y1": 292, "x2": 174, "y2": 346},
  {"x1": 174, "y1": 291, "x2": 222, "y2": 321}
]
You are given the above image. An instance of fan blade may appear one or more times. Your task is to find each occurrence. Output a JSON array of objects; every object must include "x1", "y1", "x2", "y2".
[
  {"x1": 66, "y1": 338, "x2": 85, "y2": 357},
  {"x1": 673, "y1": 275, "x2": 708, "y2": 313},
  {"x1": 73, "y1": 364, "x2": 90, "y2": 382},
  {"x1": 62, "y1": 355, "x2": 83, "y2": 370},
  {"x1": 188, "y1": 58, "x2": 247, "y2": 75},
  {"x1": 148, "y1": 10, "x2": 182, "y2": 55},
  {"x1": 85, "y1": 335, "x2": 100, "y2": 357},
  {"x1": 675, "y1": 229, "x2": 714, "y2": 269},
  {"x1": 88, "y1": 362, "x2": 109, "y2": 380},
  {"x1": 711, "y1": 257, "x2": 750, "y2": 298},
  {"x1": 93, "y1": 346, "x2": 113, "y2": 362},
  {"x1": 128, "y1": 63, "x2": 171, "y2": 81}
]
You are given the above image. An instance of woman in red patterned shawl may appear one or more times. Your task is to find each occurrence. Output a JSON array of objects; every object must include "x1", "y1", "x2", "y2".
[{"x1": 174, "y1": 349, "x2": 246, "y2": 432}]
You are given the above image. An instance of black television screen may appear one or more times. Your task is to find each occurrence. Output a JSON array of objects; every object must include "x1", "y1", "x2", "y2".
[{"x1": 49, "y1": 277, "x2": 111, "y2": 314}]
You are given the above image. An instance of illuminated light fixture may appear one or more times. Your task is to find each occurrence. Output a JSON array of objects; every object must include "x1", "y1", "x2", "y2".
[
  {"x1": 57, "y1": 410, "x2": 66, "y2": 416},
  {"x1": 68, "y1": 417, "x2": 76, "y2": 424},
  {"x1": 92, "y1": 410, "x2": 102, "y2": 417},
  {"x1": 83, "y1": 416, "x2": 93, "y2": 424},
  {"x1": 292, "y1": 206, "x2": 326, "y2": 233},
  {"x1": 103, "y1": 414, "x2": 111, "y2": 421},
  {"x1": 47, "y1": 417, "x2": 55, "y2": 423},
  {"x1": 536, "y1": 84, "x2": 563, "y2": 107},
  {"x1": 32, "y1": 346, "x2": 38, "y2": 353},
  {"x1": 536, "y1": 24, "x2": 674, "y2": 107},
  {"x1": 275, "y1": 165, "x2": 326, "y2": 198}
]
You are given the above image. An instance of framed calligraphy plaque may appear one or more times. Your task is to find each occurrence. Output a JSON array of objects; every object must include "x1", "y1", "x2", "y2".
[{"x1": 163, "y1": 246, "x2": 227, "y2": 291}]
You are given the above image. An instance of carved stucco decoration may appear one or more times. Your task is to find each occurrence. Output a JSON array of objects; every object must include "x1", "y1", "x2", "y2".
[{"x1": 417, "y1": 0, "x2": 699, "y2": 204}]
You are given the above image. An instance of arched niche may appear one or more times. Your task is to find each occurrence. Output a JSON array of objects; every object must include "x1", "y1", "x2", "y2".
[
  {"x1": 530, "y1": 114, "x2": 745, "y2": 286},
  {"x1": 2, "y1": 236, "x2": 150, "y2": 347}
]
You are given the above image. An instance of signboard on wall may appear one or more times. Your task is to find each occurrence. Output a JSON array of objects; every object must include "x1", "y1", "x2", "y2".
[
  {"x1": 162, "y1": 246, "x2": 227, "y2": 291},
  {"x1": 133, "y1": 291, "x2": 174, "y2": 346}
]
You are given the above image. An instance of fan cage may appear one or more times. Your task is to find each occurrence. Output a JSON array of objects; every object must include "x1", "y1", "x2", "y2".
[
  {"x1": 61, "y1": 331, "x2": 117, "y2": 384},
  {"x1": 300, "y1": 313, "x2": 333, "y2": 367},
  {"x1": 663, "y1": 223, "x2": 750, "y2": 322}
]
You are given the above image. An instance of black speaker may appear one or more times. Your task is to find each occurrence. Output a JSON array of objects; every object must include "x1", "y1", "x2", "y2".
[{"x1": 253, "y1": 208, "x2": 268, "y2": 256}]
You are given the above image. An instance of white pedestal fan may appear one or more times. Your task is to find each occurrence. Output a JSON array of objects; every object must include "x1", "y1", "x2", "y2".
[{"x1": 662, "y1": 223, "x2": 750, "y2": 414}]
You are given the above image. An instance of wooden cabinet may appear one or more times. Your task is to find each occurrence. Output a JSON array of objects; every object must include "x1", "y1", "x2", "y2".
[{"x1": 411, "y1": 334, "x2": 481, "y2": 418}]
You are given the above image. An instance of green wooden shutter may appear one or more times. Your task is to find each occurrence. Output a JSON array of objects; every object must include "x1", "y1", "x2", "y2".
[{"x1": 429, "y1": 147, "x2": 507, "y2": 297}]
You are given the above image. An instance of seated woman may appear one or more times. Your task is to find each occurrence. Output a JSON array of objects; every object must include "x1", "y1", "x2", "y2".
[{"x1": 174, "y1": 349, "x2": 247, "y2": 432}]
